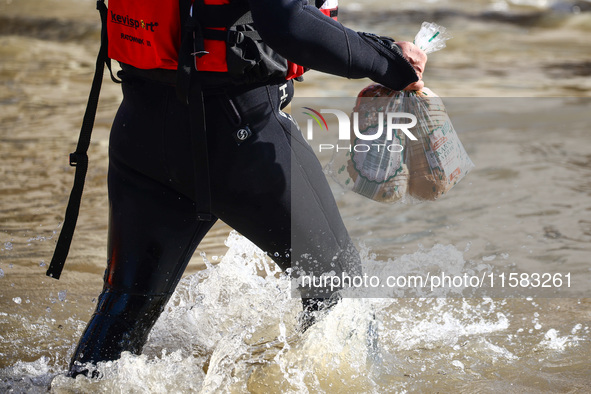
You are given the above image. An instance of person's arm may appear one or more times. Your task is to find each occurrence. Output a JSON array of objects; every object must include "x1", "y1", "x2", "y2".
[{"x1": 248, "y1": 0, "x2": 426, "y2": 91}]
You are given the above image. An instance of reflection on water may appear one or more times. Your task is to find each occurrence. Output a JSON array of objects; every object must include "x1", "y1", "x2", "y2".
[{"x1": 1, "y1": 0, "x2": 590, "y2": 392}]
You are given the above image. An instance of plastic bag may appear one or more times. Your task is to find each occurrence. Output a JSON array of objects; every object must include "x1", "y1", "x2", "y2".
[
  {"x1": 326, "y1": 22, "x2": 474, "y2": 203},
  {"x1": 413, "y1": 21, "x2": 452, "y2": 54}
]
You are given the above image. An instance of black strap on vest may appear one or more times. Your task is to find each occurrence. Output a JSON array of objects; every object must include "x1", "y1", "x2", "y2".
[
  {"x1": 177, "y1": 0, "x2": 213, "y2": 222},
  {"x1": 203, "y1": 28, "x2": 260, "y2": 43},
  {"x1": 46, "y1": 0, "x2": 113, "y2": 279},
  {"x1": 201, "y1": 3, "x2": 252, "y2": 28}
]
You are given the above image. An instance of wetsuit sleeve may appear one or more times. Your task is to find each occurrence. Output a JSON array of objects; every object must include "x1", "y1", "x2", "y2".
[{"x1": 247, "y1": 0, "x2": 419, "y2": 91}]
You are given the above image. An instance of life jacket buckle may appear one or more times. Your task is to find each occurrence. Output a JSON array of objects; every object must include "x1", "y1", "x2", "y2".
[
  {"x1": 228, "y1": 30, "x2": 245, "y2": 45},
  {"x1": 69, "y1": 152, "x2": 80, "y2": 167},
  {"x1": 191, "y1": 50, "x2": 210, "y2": 58}
]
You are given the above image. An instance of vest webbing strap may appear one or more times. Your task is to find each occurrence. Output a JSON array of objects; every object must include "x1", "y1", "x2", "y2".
[
  {"x1": 200, "y1": 3, "x2": 252, "y2": 28},
  {"x1": 177, "y1": 0, "x2": 213, "y2": 222},
  {"x1": 203, "y1": 28, "x2": 261, "y2": 43},
  {"x1": 46, "y1": 0, "x2": 111, "y2": 279}
]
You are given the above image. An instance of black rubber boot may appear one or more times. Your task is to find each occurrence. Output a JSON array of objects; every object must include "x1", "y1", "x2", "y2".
[{"x1": 67, "y1": 290, "x2": 170, "y2": 378}]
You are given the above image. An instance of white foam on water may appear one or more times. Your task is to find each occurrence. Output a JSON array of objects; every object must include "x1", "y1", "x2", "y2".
[
  {"x1": 536, "y1": 328, "x2": 583, "y2": 351},
  {"x1": 0, "y1": 357, "x2": 58, "y2": 393},
  {"x1": 50, "y1": 351, "x2": 206, "y2": 393}
]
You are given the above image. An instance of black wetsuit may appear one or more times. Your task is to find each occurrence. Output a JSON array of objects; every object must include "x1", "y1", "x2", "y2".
[{"x1": 68, "y1": 0, "x2": 417, "y2": 374}]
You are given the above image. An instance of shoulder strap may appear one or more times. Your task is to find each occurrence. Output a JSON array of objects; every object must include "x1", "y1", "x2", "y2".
[{"x1": 46, "y1": 0, "x2": 112, "y2": 279}]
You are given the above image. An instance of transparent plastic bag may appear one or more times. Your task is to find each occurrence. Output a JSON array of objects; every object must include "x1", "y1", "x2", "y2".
[
  {"x1": 326, "y1": 22, "x2": 474, "y2": 203},
  {"x1": 413, "y1": 21, "x2": 452, "y2": 55}
]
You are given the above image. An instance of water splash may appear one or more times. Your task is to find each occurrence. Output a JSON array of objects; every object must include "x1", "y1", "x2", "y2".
[
  {"x1": 536, "y1": 328, "x2": 582, "y2": 351},
  {"x1": 2, "y1": 232, "x2": 586, "y2": 392}
]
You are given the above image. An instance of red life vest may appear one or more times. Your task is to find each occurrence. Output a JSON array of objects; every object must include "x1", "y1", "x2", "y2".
[
  {"x1": 107, "y1": 0, "x2": 338, "y2": 80},
  {"x1": 318, "y1": 0, "x2": 339, "y2": 19}
]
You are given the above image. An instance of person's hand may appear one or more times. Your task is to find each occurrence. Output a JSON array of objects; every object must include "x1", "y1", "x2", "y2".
[{"x1": 395, "y1": 41, "x2": 427, "y2": 91}]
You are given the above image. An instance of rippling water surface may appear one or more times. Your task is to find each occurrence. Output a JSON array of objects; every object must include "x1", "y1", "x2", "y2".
[{"x1": 1, "y1": 0, "x2": 590, "y2": 392}]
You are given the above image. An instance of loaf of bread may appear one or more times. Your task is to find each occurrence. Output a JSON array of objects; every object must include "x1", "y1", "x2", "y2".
[
  {"x1": 347, "y1": 85, "x2": 408, "y2": 203},
  {"x1": 407, "y1": 87, "x2": 473, "y2": 200}
]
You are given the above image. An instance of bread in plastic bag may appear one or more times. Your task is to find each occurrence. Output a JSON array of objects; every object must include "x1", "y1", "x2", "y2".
[
  {"x1": 345, "y1": 84, "x2": 409, "y2": 203},
  {"x1": 326, "y1": 22, "x2": 474, "y2": 203},
  {"x1": 405, "y1": 87, "x2": 474, "y2": 200}
]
